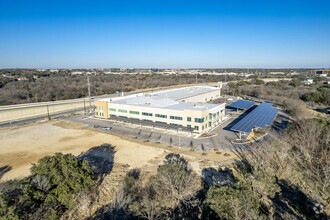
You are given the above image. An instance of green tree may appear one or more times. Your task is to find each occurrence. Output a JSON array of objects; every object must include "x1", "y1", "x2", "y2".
[
  {"x1": 29, "y1": 153, "x2": 95, "y2": 209},
  {"x1": 204, "y1": 182, "x2": 260, "y2": 219}
]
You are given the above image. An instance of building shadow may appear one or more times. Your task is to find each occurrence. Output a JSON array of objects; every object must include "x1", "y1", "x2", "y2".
[
  {"x1": 271, "y1": 179, "x2": 327, "y2": 219},
  {"x1": 78, "y1": 144, "x2": 116, "y2": 181},
  {"x1": 0, "y1": 165, "x2": 12, "y2": 181},
  {"x1": 272, "y1": 114, "x2": 290, "y2": 133},
  {"x1": 202, "y1": 167, "x2": 236, "y2": 188}
]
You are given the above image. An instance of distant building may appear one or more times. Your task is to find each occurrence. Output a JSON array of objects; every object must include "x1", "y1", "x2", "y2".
[
  {"x1": 269, "y1": 72, "x2": 285, "y2": 75},
  {"x1": 310, "y1": 69, "x2": 330, "y2": 76},
  {"x1": 71, "y1": 71, "x2": 84, "y2": 75},
  {"x1": 303, "y1": 78, "x2": 313, "y2": 85}
]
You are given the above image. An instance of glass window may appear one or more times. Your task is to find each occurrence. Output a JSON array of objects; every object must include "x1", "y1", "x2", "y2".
[
  {"x1": 142, "y1": 112, "x2": 153, "y2": 116},
  {"x1": 194, "y1": 126, "x2": 199, "y2": 130},
  {"x1": 170, "y1": 116, "x2": 183, "y2": 120},
  {"x1": 187, "y1": 125, "x2": 191, "y2": 128},
  {"x1": 129, "y1": 110, "x2": 140, "y2": 115},
  {"x1": 187, "y1": 117, "x2": 191, "y2": 122},
  {"x1": 109, "y1": 108, "x2": 116, "y2": 112},
  {"x1": 95, "y1": 112, "x2": 98, "y2": 116},
  {"x1": 155, "y1": 114, "x2": 167, "y2": 118},
  {"x1": 118, "y1": 109, "x2": 127, "y2": 113},
  {"x1": 194, "y1": 118, "x2": 204, "y2": 123}
]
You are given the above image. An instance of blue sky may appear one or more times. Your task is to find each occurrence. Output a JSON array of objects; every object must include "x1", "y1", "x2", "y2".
[{"x1": 0, "y1": 0, "x2": 329, "y2": 68}]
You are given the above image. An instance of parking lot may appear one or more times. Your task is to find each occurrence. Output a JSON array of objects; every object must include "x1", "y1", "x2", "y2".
[{"x1": 62, "y1": 112, "x2": 260, "y2": 152}]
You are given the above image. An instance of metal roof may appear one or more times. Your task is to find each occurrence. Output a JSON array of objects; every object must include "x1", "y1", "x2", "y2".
[
  {"x1": 109, "y1": 86, "x2": 221, "y2": 112},
  {"x1": 152, "y1": 86, "x2": 219, "y2": 101}
]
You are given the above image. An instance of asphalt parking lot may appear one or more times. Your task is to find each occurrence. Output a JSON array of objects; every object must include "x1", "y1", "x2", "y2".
[{"x1": 61, "y1": 113, "x2": 260, "y2": 152}]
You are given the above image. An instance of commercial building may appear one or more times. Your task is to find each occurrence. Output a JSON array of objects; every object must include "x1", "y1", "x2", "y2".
[
  {"x1": 94, "y1": 86, "x2": 225, "y2": 133},
  {"x1": 310, "y1": 69, "x2": 330, "y2": 77}
]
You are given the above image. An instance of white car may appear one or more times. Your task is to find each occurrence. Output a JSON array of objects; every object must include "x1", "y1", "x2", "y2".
[{"x1": 102, "y1": 127, "x2": 112, "y2": 131}]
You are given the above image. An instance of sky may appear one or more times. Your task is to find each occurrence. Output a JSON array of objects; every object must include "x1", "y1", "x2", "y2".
[{"x1": 0, "y1": 0, "x2": 330, "y2": 69}]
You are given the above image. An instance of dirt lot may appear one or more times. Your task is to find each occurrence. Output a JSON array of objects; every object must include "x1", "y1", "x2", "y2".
[{"x1": 0, "y1": 120, "x2": 236, "y2": 182}]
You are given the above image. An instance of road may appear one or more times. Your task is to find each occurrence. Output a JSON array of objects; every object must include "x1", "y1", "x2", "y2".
[{"x1": 0, "y1": 82, "x2": 220, "y2": 125}]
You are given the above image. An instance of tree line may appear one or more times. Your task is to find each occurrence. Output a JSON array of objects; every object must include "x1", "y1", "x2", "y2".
[{"x1": 0, "y1": 73, "x2": 238, "y2": 105}]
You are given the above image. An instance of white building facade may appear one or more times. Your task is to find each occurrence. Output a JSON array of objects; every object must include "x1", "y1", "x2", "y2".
[{"x1": 95, "y1": 86, "x2": 225, "y2": 133}]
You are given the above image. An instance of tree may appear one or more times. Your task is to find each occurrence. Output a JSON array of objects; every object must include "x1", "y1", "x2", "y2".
[
  {"x1": 0, "y1": 153, "x2": 95, "y2": 219},
  {"x1": 204, "y1": 183, "x2": 260, "y2": 219},
  {"x1": 189, "y1": 141, "x2": 194, "y2": 151},
  {"x1": 169, "y1": 137, "x2": 173, "y2": 147}
]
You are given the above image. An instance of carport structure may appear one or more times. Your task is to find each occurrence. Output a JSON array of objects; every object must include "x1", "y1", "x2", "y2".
[
  {"x1": 226, "y1": 100, "x2": 255, "y2": 111},
  {"x1": 110, "y1": 115, "x2": 194, "y2": 132},
  {"x1": 231, "y1": 102, "x2": 278, "y2": 140}
]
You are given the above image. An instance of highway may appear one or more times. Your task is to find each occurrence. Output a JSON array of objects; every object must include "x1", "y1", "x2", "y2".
[{"x1": 0, "y1": 83, "x2": 220, "y2": 127}]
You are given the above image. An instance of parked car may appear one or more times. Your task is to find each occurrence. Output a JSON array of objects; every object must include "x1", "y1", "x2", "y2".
[{"x1": 102, "y1": 127, "x2": 112, "y2": 131}]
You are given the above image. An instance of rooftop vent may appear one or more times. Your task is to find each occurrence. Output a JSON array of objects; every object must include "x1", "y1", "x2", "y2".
[{"x1": 194, "y1": 102, "x2": 204, "y2": 108}]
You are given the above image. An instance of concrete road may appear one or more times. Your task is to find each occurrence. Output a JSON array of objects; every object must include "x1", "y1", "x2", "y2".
[{"x1": 0, "y1": 83, "x2": 220, "y2": 124}]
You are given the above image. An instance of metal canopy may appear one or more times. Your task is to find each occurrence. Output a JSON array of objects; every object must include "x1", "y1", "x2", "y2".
[
  {"x1": 227, "y1": 100, "x2": 255, "y2": 110},
  {"x1": 231, "y1": 102, "x2": 278, "y2": 133},
  {"x1": 110, "y1": 115, "x2": 194, "y2": 132}
]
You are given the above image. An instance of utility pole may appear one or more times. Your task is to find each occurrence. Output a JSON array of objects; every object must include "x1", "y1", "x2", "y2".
[
  {"x1": 83, "y1": 99, "x2": 86, "y2": 118},
  {"x1": 178, "y1": 128, "x2": 181, "y2": 148},
  {"x1": 87, "y1": 75, "x2": 91, "y2": 114},
  {"x1": 224, "y1": 74, "x2": 227, "y2": 104},
  {"x1": 47, "y1": 104, "x2": 50, "y2": 118},
  {"x1": 195, "y1": 72, "x2": 198, "y2": 84}
]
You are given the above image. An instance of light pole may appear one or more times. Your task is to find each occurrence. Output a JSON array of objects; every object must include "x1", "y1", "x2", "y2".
[{"x1": 178, "y1": 128, "x2": 182, "y2": 148}]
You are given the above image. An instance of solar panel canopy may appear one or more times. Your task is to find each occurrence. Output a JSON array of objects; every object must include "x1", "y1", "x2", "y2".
[
  {"x1": 227, "y1": 100, "x2": 255, "y2": 110},
  {"x1": 231, "y1": 102, "x2": 278, "y2": 133}
]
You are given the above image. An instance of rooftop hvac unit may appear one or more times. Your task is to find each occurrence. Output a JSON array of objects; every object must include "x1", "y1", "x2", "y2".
[{"x1": 194, "y1": 102, "x2": 204, "y2": 108}]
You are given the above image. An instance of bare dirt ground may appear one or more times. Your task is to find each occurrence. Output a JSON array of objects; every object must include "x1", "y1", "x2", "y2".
[
  {"x1": 0, "y1": 120, "x2": 236, "y2": 182},
  {"x1": 0, "y1": 120, "x2": 236, "y2": 218}
]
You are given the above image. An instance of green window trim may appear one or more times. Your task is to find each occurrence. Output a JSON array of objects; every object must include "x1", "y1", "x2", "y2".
[
  {"x1": 129, "y1": 110, "x2": 140, "y2": 115},
  {"x1": 110, "y1": 108, "x2": 116, "y2": 112},
  {"x1": 118, "y1": 109, "x2": 128, "y2": 113}
]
